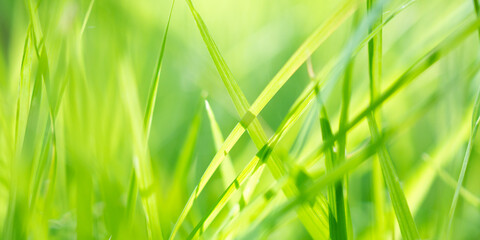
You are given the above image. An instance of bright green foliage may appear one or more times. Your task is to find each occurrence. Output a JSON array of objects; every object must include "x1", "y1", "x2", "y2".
[{"x1": 1, "y1": 0, "x2": 480, "y2": 239}]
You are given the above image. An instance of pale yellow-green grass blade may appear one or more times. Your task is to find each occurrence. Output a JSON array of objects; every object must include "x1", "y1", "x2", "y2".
[
  {"x1": 125, "y1": 0, "x2": 175, "y2": 228},
  {"x1": 366, "y1": 118, "x2": 420, "y2": 240},
  {"x1": 120, "y1": 59, "x2": 163, "y2": 240},
  {"x1": 79, "y1": 0, "x2": 95, "y2": 39}
]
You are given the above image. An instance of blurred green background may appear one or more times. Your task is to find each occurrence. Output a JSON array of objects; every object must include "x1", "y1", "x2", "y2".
[{"x1": 1, "y1": 0, "x2": 480, "y2": 239}]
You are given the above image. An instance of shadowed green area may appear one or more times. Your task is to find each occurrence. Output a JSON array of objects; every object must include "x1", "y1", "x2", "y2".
[{"x1": 1, "y1": 0, "x2": 480, "y2": 239}]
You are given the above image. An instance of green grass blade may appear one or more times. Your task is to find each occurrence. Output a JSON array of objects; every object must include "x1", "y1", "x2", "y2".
[
  {"x1": 27, "y1": 47, "x2": 53, "y2": 212},
  {"x1": 120, "y1": 59, "x2": 163, "y2": 240},
  {"x1": 169, "y1": 102, "x2": 203, "y2": 203},
  {"x1": 124, "y1": 0, "x2": 175, "y2": 230},
  {"x1": 319, "y1": 101, "x2": 348, "y2": 240},
  {"x1": 335, "y1": 10, "x2": 361, "y2": 238},
  {"x1": 366, "y1": 0, "x2": 389, "y2": 239},
  {"x1": 311, "y1": 57, "x2": 348, "y2": 240},
  {"x1": 421, "y1": 155, "x2": 480, "y2": 208},
  {"x1": 366, "y1": 119, "x2": 420, "y2": 240},
  {"x1": 444, "y1": 3, "x2": 480, "y2": 235},
  {"x1": 144, "y1": 0, "x2": 176, "y2": 139},
  {"x1": 473, "y1": 0, "x2": 480, "y2": 40},
  {"x1": 79, "y1": 0, "x2": 95, "y2": 39},
  {"x1": 445, "y1": 84, "x2": 480, "y2": 237},
  {"x1": 436, "y1": 165, "x2": 480, "y2": 209}
]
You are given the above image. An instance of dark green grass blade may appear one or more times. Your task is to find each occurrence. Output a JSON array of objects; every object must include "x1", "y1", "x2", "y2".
[
  {"x1": 319, "y1": 101, "x2": 348, "y2": 240},
  {"x1": 311, "y1": 57, "x2": 348, "y2": 240}
]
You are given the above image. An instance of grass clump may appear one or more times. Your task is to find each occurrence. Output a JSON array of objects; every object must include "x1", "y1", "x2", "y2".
[{"x1": 1, "y1": 0, "x2": 480, "y2": 239}]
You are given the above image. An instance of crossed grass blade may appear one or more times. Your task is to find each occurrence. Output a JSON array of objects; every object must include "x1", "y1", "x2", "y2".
[
  {"x1": 226, "y1": 73, "x2": 456, "y2": 239},
  {"x1": 171, "y1": 0, "x2": 359, "y2": 238},
  {"x1": 246, "y1": 10, "x2": 480, "y2": 238},
  {"x1": 172, "y1": 0, "x2": 420, "y2": 238}
]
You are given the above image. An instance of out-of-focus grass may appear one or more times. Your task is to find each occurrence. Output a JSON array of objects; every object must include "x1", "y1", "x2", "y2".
[{"x1": 1, "y1": 0, "x2": 480, "y2": 239}]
